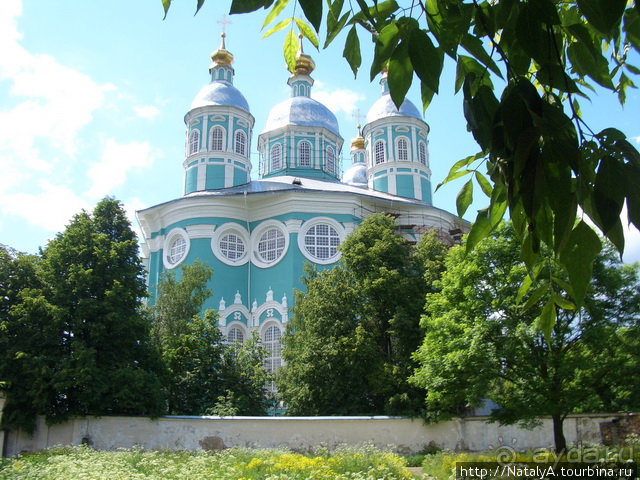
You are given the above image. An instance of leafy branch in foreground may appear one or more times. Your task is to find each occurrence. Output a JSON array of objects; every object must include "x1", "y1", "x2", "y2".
[{"x1": 161, "y1": 0, "x2": 640, "y2": 339}]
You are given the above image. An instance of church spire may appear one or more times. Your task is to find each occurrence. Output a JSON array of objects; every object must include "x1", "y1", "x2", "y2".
[
  {"x1": 287, "y1": 35, "x2": 315, "y2": 98},
  {"x1": 209, "y1": 33, "x2": 235, "y2": 84}
]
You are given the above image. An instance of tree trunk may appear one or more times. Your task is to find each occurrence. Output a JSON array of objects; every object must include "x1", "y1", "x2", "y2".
[{"x1": 552, "y1": 413, "x2": 567, "y2": 453}]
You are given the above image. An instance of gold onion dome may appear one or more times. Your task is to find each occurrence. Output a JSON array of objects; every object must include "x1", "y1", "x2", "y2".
[
  {"x1": 211, "y1": 33, "x2": 234, "y2": 67},
  {"x1": 351, "y1": 125, "x2": 365, "y2": 149},
  {"x1": 292, "y1": 35, "x2": 315, "y2": 75}
]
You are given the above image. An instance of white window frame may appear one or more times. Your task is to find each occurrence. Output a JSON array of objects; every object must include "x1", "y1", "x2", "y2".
[
  {"x1": 162, "y1": 228, "x2": 190, "y2": 270},
  {"x1": 209, "y1": 125, "x2": 226, "y2": 151},
  {"x1": 297, "y1": 217, "x2": 345, "y2": 265},
  {"x1": 250, "y1": 219, "x2": 289, "y2": 269},
  {"x1": 188, "y1": 129, "x2": 200, "y2": 155},
  {"x1": 226, "y1": 323, "x2": 247, "y2": 345},
  {"x1": 211, "y1": 223, "x2": 250, "y2": 266},
  {"x1": 271, "y1": 143, "x2": 282, "y2": 171},
  {"x1": 374, "y1": 140, "x2": 385, "y2": 164},
  {"x1": 326, "y1": 146, "x2": 336, "y2": 174},
  {"x1": 298, "y1": 140, "x2": 311, "y2": 166},
  {"x1": 235, "y1": 130, "x2": 247, "y2": 156},
  {"x1": 418, "y1": 141, "x2": 427, "y2": 165},
  {"x1": 397, "y1": 137, "x2": 409, "y2": 161},
  {"x1": 261, "y1": 322, "x2": 283, "y2": 374}
]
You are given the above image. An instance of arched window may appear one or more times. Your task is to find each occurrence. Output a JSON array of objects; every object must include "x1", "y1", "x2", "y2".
[
  {"x1": 188, "y1": 129, "x2": 200, "y2": 155},
  {"x1": 210, "y1": 126, "x2": 224, "y2": 151},
  {"x1": 326, "y1": 146, "x2": 336, "y2": 174},
  {"x1": 298, "y1": 141, "x2": 311, "y2": 166},
  {"x1": 235, "y1": 130, "x2": 246, "y2": 156},
  {"x1": 397, "y1": 138, "x2": 408, "y2": 161},
  {"x1": 227, "y1": 326, "x2": 244, "y2": 345},
  {"x1": 419, "y1": 141, "x2": 427, "y2": 165},
  {"x1": 271, "y1": 144, "x2": 282, "y2": 171},
  {"x1": 263, "y1": 325, "x2": 282, "y2": 373},
  {"x1": 374, "y1": 140, "x2": 385, "y2": 164}
]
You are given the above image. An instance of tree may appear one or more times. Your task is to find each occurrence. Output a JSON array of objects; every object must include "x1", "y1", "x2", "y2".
[
  {"x1": 163, "y1": 0, "x2": 640, "y2": 339},
  {"x1": 150, "y1": 261, "x2": 270, "y2": 415},
  {"x1": 0, "y1": 199, "x2": 165, "y2": 431},
  {"x1": 278, "y1": 214, "x2": 449, "y2": 415},
  {"x1": 411, "y1": 223, "x2": 640, "y2": 452}
]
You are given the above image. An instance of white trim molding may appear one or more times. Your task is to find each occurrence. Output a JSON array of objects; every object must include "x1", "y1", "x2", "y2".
[
  {"x1": 162, "y1": 227, "x2": 190, "y2": 270},
  {"x1": 297, "y1": 216, "x2": 345, "y2": 265},
  {"x1": 250, "y1": 219, "x2": 290, "y2": 269},
  {"x1": 211, "y1": 222, "x2": 251, "y2": 266}
]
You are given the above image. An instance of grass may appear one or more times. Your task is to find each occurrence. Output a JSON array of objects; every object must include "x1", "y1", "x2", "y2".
[{"x1": 0, "y1": 444, "x2": 413, "y2": 480}]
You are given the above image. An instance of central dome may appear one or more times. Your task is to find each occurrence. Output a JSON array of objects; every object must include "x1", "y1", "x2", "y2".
[
  {"x1": 190, "y1": 81, "x2": 250, "y2": 112},
  {"x1": 366, "y1": 93, "x2": 422, "y2": 124},
  {"x1": 262, "y1": 96, "x2": 340, "y2": 136}
]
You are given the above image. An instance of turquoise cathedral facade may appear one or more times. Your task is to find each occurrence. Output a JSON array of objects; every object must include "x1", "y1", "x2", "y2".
[{"x1": 137, "y1": 35, "x2": 465, "y2": 376}]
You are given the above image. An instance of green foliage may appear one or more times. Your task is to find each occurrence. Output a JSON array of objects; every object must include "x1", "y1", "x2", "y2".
[
  {"x1": 278, "y1": 214, "x2": 449, "y2": 415},
  {"x1": 0, "y1": 198, "x2": 165, "y2": 432},
  {"x1": 162, "y1": 0, "x2": 640, "y2": 339},
  {"x1": 0, "y1": 445, "x2": 412, "y2": 480},
  {"x1": 411, "y1": 223, "x2": 640, "y2": 451},
  {"x1": 150, "y1": 261, "x2": 270, "y2": 415}
]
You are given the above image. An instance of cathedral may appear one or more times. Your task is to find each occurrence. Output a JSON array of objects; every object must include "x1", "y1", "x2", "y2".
[{"x1": 136, "y1": 33, "x2": 464, "y2": 375}]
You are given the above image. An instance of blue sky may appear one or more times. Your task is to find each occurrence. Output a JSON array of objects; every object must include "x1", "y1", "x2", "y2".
[{"x1": 1, "y1": 0, "x2": 639, "y2": 262}]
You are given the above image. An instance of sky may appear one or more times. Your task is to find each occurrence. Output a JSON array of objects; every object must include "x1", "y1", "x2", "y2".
[{"x1": 1, "y1": 0, "x2": 639, "y2": 262}]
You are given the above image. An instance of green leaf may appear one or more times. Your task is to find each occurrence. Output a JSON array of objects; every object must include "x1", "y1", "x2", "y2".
[
  {"x1": 388, "y1": 40, "x2": 413, "y2": 110},
  {"x1": 263, "y1": 0, "x2": 290, "y2": 28},
  {"x1": 460, "y1": 34, "x2": 503, "y2": 78},
  {"x1": 408, "y1": 29, "x2": 443, "y2": 94},
  {"x1": 475, "y1": 171, "x2": 493, "y2": 197},
  {"x1": 436, "y1": 170, "x2": 473, "y2": 191},
  {"x1": 552, "y1": 293, "x2": 576, "y2": 311},
  {"x1": 230, "y1": 0, "x2": 273, "y2": 14},
  {"x1": 325, "y1": 12, "x2": 349, "y2": 48},
  {"x1": 516, "y1": 274, "x2": 533, "y2": 304},
  {"x1": 283, "y1": 29, "x2": 298, "y2": 73},
  {"x1": 559, "y1": 220, "x2": 602, "y2": 307},
  {"x1": 537, "y1": 298, "x2": 556, "y2": 344},
  {"x1": 263, "y1": 17, "x2": 292, "y2": 38},
  {"x1": 456, "y1": 180, "x2": 474, "y2": 217},
  {"x1": 195, "y1": 0, "x2": 205, "y2": 15},
  {"x1": 466, "y1": 208, "x2": 492, "y2": 253},
  {"x1": 371, "y1": 22, "x2": 400, "y2": 81},
  {"x1": 455, "y1": 55, "x2": 486, "y2": 94},
  {"x1": 420, "y1": 81, "x2": 435, "y2": 111},
  {"x1": 162, "y1": 0, "x2": 171, "y2": 19},
  {"x1": 488, "y1": 184, "x2": 507, "y2": 227},
  {"x1": 536, "y1": 64, "x2": 580, "y2": 92},
  {"x1": 343, "y1": 26, "x2": 361, "y2": 78},
  {"x1": 295, "y1": 18, "x2": 319, "y2": 48},
  {"x1": 625, "y1": 8, "x2": 640, "y2": 51},
  {"x1": 567, "y1": 42, "x2": 614, "y2": 90},
  {"x1": 577, "y1": 0, "x2": 626, "y2": 37},
  {"x1": 298, "y1": 0, "x2": 323, "y2": 32},
  {"x1": 521, "y1": 284, "x2": 548, "y2": 312},
  {"x1": 593, "y1": 156, "x2": 626, "y2": 233}
]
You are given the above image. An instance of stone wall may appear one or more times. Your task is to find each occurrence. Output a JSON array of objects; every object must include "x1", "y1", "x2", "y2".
[{"x1": 3, "y1": 412, "x2": 637, "y2": 457}]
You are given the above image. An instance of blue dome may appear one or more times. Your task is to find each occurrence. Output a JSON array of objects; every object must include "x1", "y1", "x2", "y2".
[
  {"x1": 190, "y1": 80, "x2": 250, "y2": 112},
  {"x1": 262, "y1": 97, "x2": 340, "y2": 136},
  {"x1": 342, "y1": 163, "x2": 367, "y2": 186},
  {"x1": 366, "y1": 93, "x2": 422, "y2": 124}
]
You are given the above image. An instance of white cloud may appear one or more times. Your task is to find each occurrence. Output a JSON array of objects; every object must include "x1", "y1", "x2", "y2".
[
  {"x1": 85, "y1": 139, "x2": 157, "y2": 199},
  {"x1": 0, "y1": 0, "x2": 115, "y2": 198},
  {"x1": 134, "y1": 105, "x2": 161, "y2": 120},
  {"x1": 122, "y1": 196, "x2": 147, "y2": 242},
  {"x1": 312, "y1": 81, "x2": 365, "y2": 115},
  {"x1": 0, "y1": 180, "x2": 89, "y2": 232},
  {"x1": 632, "y1": 136, "x2": 640, "y2": 145}
]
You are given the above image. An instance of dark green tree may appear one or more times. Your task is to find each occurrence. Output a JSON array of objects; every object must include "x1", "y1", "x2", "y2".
[
  {"x1": 411, "y1": 223, "x2": 640, "y2": 452},
  {"x1": 278, "y1": 214, "x2": 449, "y2": 415},
  {"x1": 0, "y1": 199, "x2": 165, "y2": 431},
  {"x1": 150, "y1": 261, "x2": 270, "y2": 415},
  {"x1": 162, "y1": 0, "x2": 640, "y2": 339}
]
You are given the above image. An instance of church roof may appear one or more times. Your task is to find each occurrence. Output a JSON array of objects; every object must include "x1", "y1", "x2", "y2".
[
  {"x1": 366, "y1": 93, "x2": 423, "y2": 124},
  {"x1": 190, "y1": 81, "x2": 250, "y2": 112},
  {"x1": 262, "y1": 97, "x2": 340, "y2": 136}
]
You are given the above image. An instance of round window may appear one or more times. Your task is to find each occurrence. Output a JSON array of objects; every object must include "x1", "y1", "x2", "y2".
[
  {"x1": 257, "y1": 228, "x2": 286, "y2": 264},
  {"x1": 220, "y1": 233, "x2": 246, "y2": 261},
  {"x1": 304, "y1": 224, "x2": 340, "y2": 260},
  {"x1": 167, "y1": 236, "x2": 186, "y2": 265}
]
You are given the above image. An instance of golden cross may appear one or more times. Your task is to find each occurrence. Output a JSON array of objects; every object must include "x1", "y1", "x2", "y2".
[{"x1": 217, "y1": 14, "x2": 232, "y2": 35}]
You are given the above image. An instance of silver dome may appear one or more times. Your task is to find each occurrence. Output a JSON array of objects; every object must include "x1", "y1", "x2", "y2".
[
  {"x1": 262, "y1": 97, "x2": 340, "y2": 136},
  {"x1": 190, "y1": 81, "x2": 250, "y2": 112},
  {"x1": 342, "y1": 163, "x2": 367, "y2": 186},
  {"x1": 366, "y1": 93, "x2": 422, "y2": 124}
]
